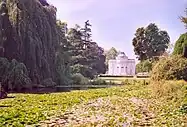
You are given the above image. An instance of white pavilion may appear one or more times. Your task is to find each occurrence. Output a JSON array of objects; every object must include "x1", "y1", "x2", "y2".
[{"x1": 108, "y1": 52, "x2": 136, "y2": 76}]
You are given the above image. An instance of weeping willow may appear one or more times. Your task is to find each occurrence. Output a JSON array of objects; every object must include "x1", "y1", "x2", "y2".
[{"x1": 0, "y1": 57, "x2": 31, "y2": 92}]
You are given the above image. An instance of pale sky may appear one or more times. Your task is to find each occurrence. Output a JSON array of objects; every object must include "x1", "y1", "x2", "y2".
[{"x1": 48, "y1": 0, "x2": 186, "y2": 60}]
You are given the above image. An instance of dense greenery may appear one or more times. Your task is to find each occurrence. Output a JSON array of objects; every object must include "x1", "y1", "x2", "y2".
[
  {"x1": 132, "y1": 23, "x2": 170, "y2": 61},
  {"x1": 105, "y1": 47, "x2": 119, "y2": 64},
  {"x1": 151, "y1": 55, "x2": 187, "y2": 81},
  {"x1": 173, "y1": 8, "x2": 187, "y2": 58},
  {"x1": 55, "y1": 21, "x2": 72, "y2": 85},
  {"x1": 0, "y1": 79, "x2": 186, "y2": 126},
  {"x1": 1, "y1": 2, "x2": 187, "y2": 126},
  {"x1": 172, "y1": 34, "x2": 187, "y2": 55},
  {"x1": 151, "y1": 8, "x2": 187, "y2": 83},
  {"x1": 0, "y1": 19, "x2": 107, "y2": 89},
  {"x1": 0, "y1": 58, "x2": 32, "y2": 92},
  {"x1": 136, "y1": 60, "x2": 153, "y2": 73},
  {"x1": 150, "y1": 80, "x2": 187, "y2": 121},
  {"x1": 67, "y1": 21, "x2": 106, "y2": 79},
  {"x1": 71, "y1": 73, "x2": 90, "y2": 85}
]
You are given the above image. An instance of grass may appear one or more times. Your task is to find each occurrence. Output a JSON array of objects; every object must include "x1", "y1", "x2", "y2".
[
  {"x1": 0, "y1": 79, "x2": 186, "y2": 126},
  {"x1": 0, "y1": 84, "x2": 143, "y2": 126}
]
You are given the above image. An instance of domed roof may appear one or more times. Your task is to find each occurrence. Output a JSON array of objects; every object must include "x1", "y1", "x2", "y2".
[{"x1": 116, "y1": 52, "x2": 128, "y2": 60}]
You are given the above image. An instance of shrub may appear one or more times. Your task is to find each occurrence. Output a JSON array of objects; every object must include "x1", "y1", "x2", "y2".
[
  {"x1": 71, "y1": 64, "x2": 95, "y2": 79},
  {"x1": 91, "y1": 79, "x2": 107, "y2": 85},
  {"x1": 41, "y1": 78, "x2": 56, "y2": 87},
  {"x1": 136, "y1": 60, "x2": 153, "y2": 73},
  {"x1": 71, "y1": 73, "x2": 90, "y2": 85},
  {"x1": 151, "y1": 80, "x2": 187, "y2": 97},
  {"x1": 151, "y1": 80, "x2": 187, "y2": 114},
  {"x1": 151, "y1": 55, "x2": 187, "y2": 81},
  {"x1": 172, "y1": 33, "x2": 187, "y2": 55},
  {"x1": 122, "y1": 79, "x2": 150, "y2": 86},
  {"x1": 55, "y1": 49, "x2": 72, "y2": 86}
]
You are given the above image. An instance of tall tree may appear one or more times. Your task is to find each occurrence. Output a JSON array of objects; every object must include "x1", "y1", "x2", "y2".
[
  {"x1": 80, "y1": 20, "x2": 106, "y2": 76},
  {"x1": 81, "y1": 20, "x2": 92, "y2": 42},
  {"x1": 136, "y1": 60, "x2": 153, "y2": 73},
  {"x1": 172, "y1": 34, "x2": 187, "y2": 55},
  {"x1": 132, "y1": 23, "x2": 170, "y2": 61},
  {"x1": 67, "y1": 26, "x2": 86, "y2": 76},
  {"x1": 68, "y1": 21, "x2": 106, "y2": 78},
  {"x1": 105, "y1": 47, "x2": 118, "y2": 63},
  {"x1": 55, "y1": 20, "x2": 72, "y2": 85},
  {"x1": 132, "y1": 28, "x2": 147, "y2": 61},
  {"x1": 84, "y1": 41, "x2": 106, "y2": 75},
  {"x1": 173, "y1": 8, "x2": 187, "y2": 57}
]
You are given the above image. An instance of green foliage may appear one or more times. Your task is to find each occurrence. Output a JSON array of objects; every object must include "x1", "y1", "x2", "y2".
[
  {"x1": 151, "y1": 55, "x2": 187, "y2": 81},
  {"x1": 151, "y1": 80, "x2": 186, "y2": 97},
  {"x1": 91, "y1": 79, "x2": 107, "y2": 85},
  {"x1": 55, "y1": 50, "x2": 72, "y2": 85},
  {"x1": 41, "y1": 78, "x2": 56, "y2": 87},
  {"x1": 55, "y1": 20, "x2": 72, "y2": 86},
  {"x1": 71, "y1": 64, "x2": 94, "y2": 79},
  {"x1": 86, "y1": 43, "x2": 106, "y2": 75},
  {"x1": 68, "y1": 21, "x2": 106, "y2": 78},
  {"x1": 132, "y1": 23, "x2": 170, "y2": 61},
  {"x1": 0, "y1": 81, "x2": 186, "y2": 126},
  {"x1": 0, "y1": 57, "x2": 9, "y2": 78},
  {"x1": 151, "y1": 80, "x2": 187, "y2": 120},
  {"x1": 0, "y1": 58, "x2": 31, "y2": 91},
  {"x1": 172, "y1": 33, "x2": 187, "y2": 55},
  {"x1": 105, "y1": 47, "x2": 118, "y2": 63},
  {"x1": 173, "y1": 8, "x2": 187, "y2": 57},
  {"x1": 71, "y1": 73, "x2": 90, "y2": 85},
  {"x1": 136, "y1": 60, "x2": 153, "y2": 73}
]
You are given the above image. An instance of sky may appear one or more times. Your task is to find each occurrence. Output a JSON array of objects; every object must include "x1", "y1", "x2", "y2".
[{"x1": 48, "y1": 0, "x2": 187, "y2": 60}]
